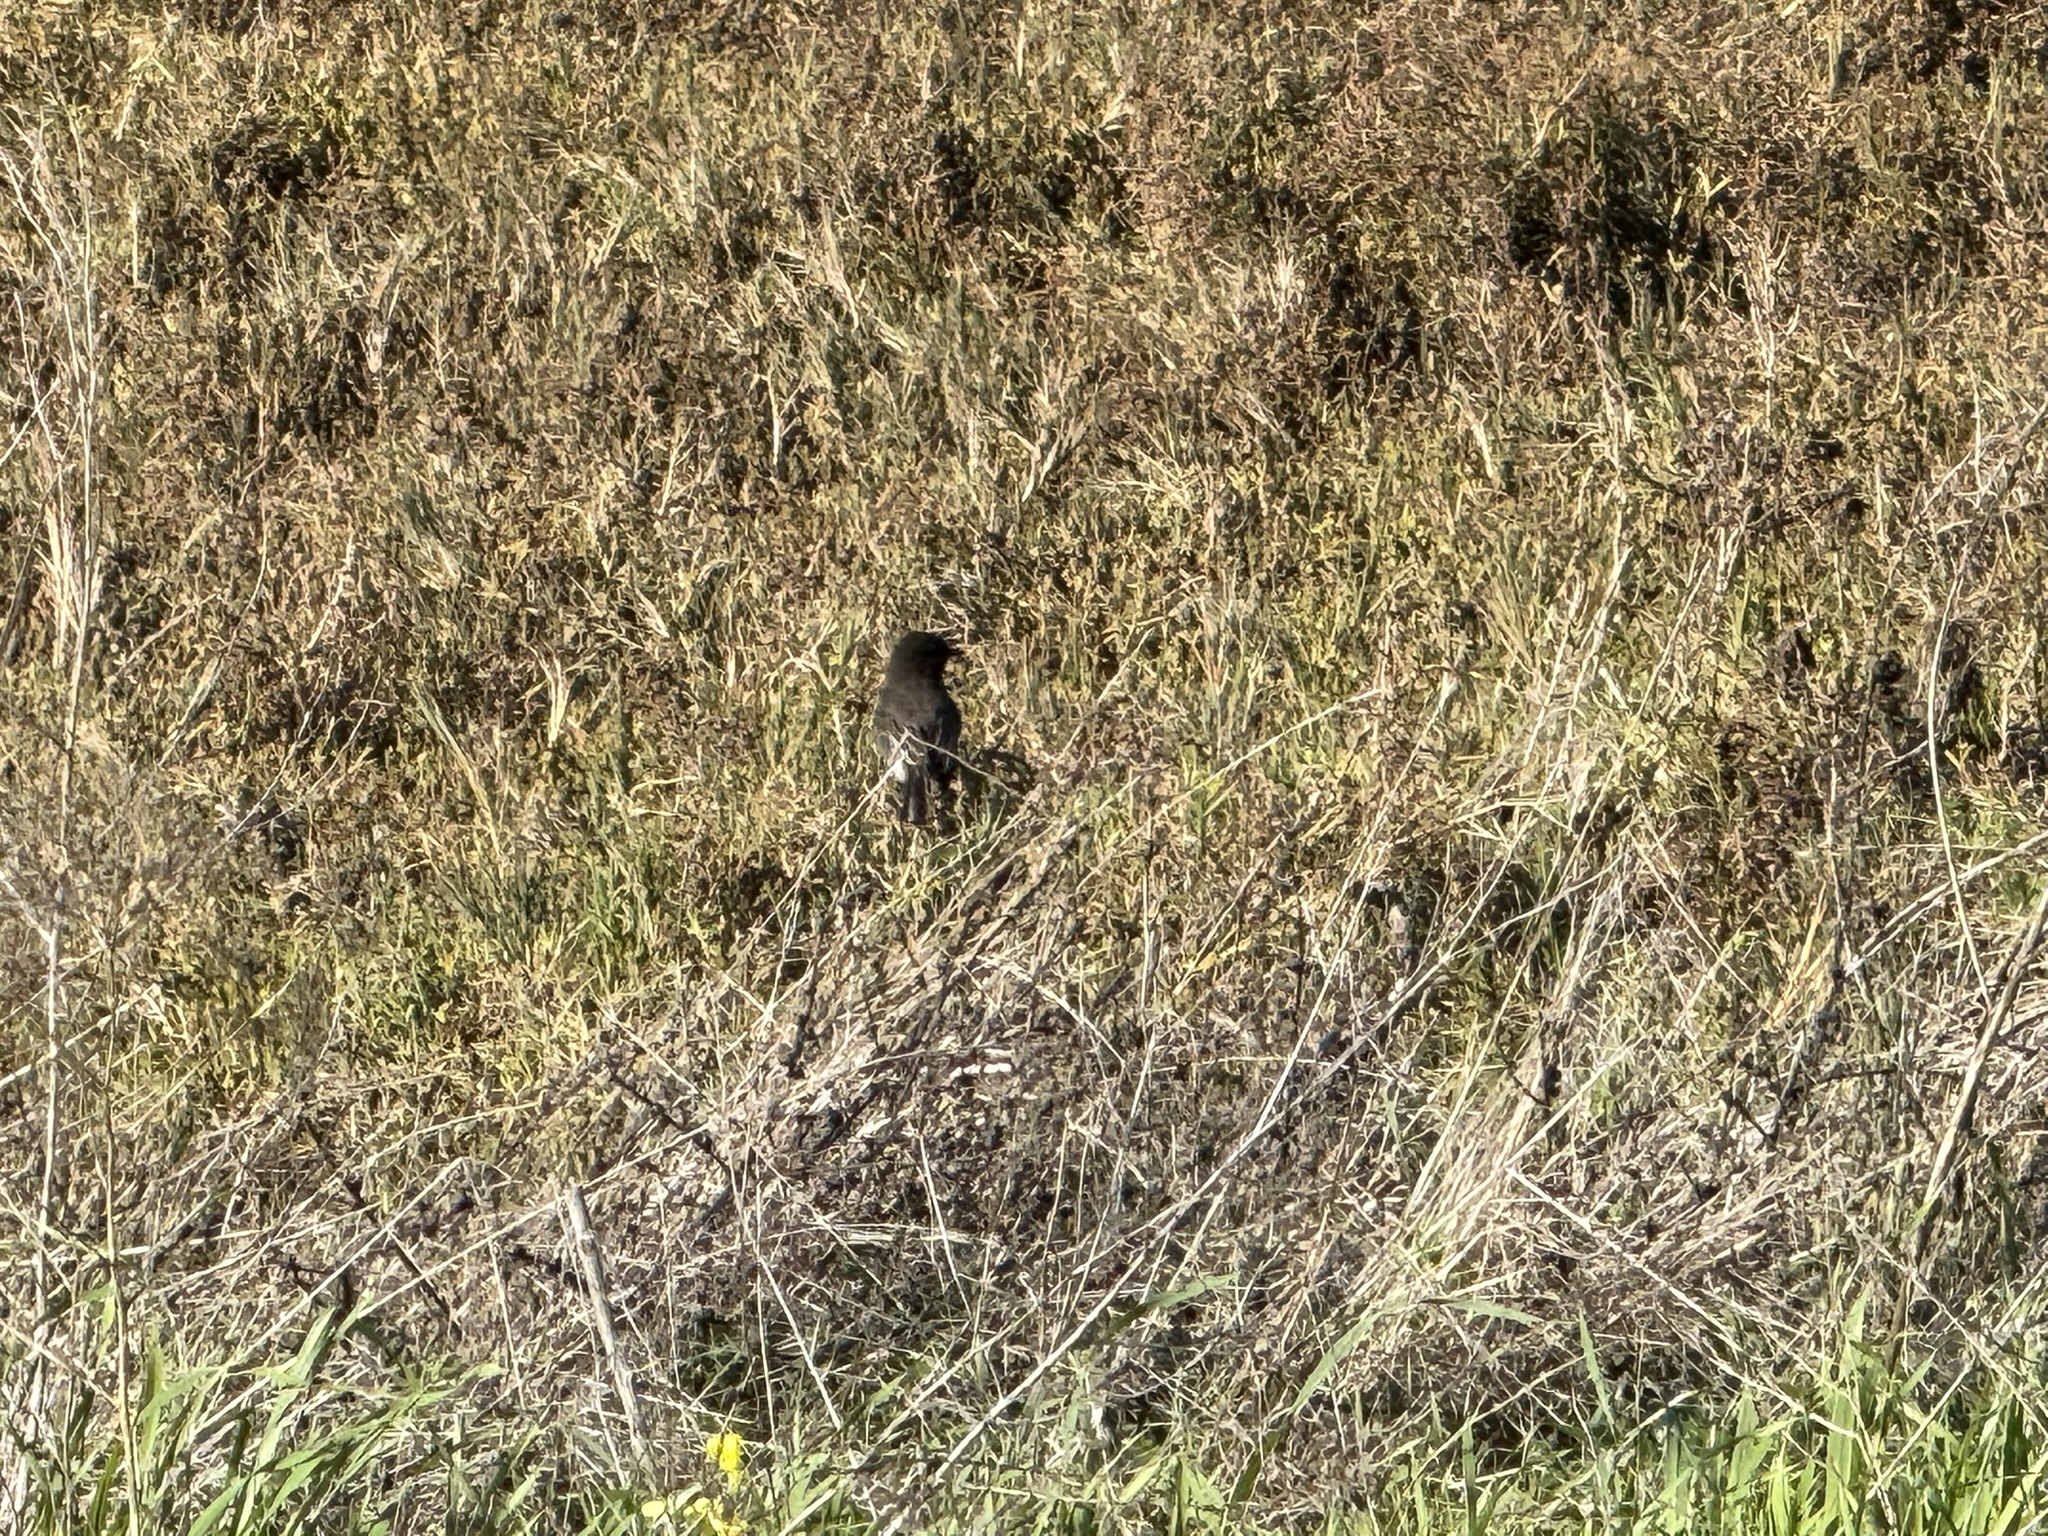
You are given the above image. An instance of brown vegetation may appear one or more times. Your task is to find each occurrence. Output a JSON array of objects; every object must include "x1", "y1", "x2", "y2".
[{"x1": 3, "y1": 0, "x2": 2048, "y2": 1527}]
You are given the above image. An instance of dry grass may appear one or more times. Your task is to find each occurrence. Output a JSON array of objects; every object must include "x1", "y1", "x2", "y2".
[{"x1": 3, "y1": 0, "x2": 2048, "y2": 1529}]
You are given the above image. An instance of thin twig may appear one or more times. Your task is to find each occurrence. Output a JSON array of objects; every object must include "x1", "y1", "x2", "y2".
[{"x1": 564, "y1": 1182, "x2": 652, "y2": 1474}]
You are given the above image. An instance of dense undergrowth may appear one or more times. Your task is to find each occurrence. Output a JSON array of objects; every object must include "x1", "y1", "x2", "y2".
[{"x1": 4, "y1": 0, "x2": 2048, "y2": 1529}]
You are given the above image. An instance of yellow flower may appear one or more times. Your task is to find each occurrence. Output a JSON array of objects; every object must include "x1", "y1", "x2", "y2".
[
  {"x1": 705, "y1": 1430, "x2": 745, "y2": 1492},
  {"x1": 686, "y1": 1493, "x2": 745, "y2": 1536}
]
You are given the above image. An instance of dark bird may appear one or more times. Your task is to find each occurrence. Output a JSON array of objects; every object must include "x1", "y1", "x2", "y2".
[{"x1": 874, "y1": 631, "x2": 962, "y2": 825}]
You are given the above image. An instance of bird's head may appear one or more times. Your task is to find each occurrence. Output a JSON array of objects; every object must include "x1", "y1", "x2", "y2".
[{"x1": 889, "y1": 630, "x2": 959, "y2": 676}]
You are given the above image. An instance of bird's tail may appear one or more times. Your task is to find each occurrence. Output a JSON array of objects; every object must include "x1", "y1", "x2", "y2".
[{"x1": 901, "y1": 771, "x2": 929, "y2": 825}]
